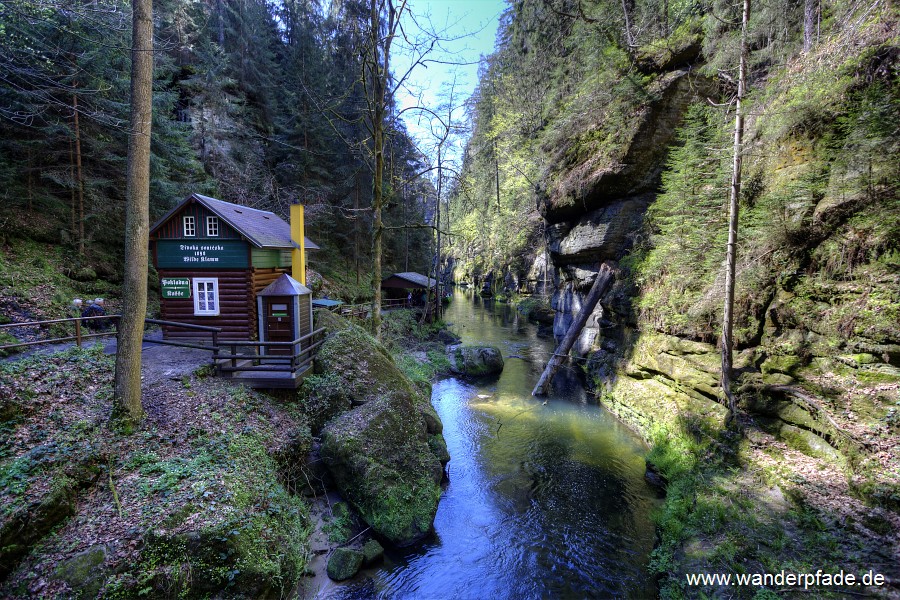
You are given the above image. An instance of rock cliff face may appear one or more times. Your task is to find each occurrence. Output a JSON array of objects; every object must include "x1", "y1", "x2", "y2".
[
  {"x1": 540, "y1": 71, "x2": 716, "y2": 224},
  {"x1": 540, "y1": 51, "x2": 899, "y2": 490},
  {"x1": 543, "y1": 70, "x2": 715, "y2": 359}
]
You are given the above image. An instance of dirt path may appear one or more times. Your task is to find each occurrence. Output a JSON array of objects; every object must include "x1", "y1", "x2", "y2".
[{"x1": 1, "y1": 329, "x2": 215, "y2": 387}]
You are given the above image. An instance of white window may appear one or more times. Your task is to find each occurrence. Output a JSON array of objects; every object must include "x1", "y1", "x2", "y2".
[
  {"x1": 192, "y1": 278, "x2": 219, "y2": 316},
  {"x1": 206, "y1": 216, "x2": 219, "y2": 237},
  {"x1": 183, "y1": 215, "x2": 196, "y2": 236}
]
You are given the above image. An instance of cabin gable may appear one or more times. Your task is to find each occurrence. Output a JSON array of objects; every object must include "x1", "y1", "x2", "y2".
[{"x1": 152, "y1": 200, "x2": 242, "y2": 241}]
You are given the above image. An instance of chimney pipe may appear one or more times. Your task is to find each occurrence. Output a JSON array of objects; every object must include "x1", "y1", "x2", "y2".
[{"x1": 290, "y1": 204, "x2": 306, "y2": 285}]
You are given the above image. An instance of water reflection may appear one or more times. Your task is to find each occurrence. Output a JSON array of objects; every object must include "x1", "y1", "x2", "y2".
[{"x1": 323, "y1": 289, "x2": 660, "y2": 599}]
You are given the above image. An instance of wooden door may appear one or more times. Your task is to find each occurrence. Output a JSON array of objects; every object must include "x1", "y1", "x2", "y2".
[{"x1": 264, "y1": 297, "x2": 293, "y2": 355}]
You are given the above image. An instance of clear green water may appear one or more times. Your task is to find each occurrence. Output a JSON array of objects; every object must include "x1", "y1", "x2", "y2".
[{"x1": 325, "y1": 289, "x2": 660, "y2": 599}]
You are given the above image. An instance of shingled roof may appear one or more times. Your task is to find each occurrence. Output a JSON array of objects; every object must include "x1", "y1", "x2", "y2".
[
  {"x1": 151, "y1": 193, "x2": 320, "y2": 250},
  {"x1": 257, "y1": 273, "x2": 311, "y2": 296},
  {"x1": 382, "y1": 272, "x2": 437, "y2": 288}
]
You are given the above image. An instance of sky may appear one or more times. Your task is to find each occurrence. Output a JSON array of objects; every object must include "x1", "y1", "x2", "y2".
[{"x1": 392, "y1": 0, "x2": 507, "y2": 166}]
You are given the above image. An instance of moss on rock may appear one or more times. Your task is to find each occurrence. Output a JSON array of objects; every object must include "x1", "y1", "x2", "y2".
[
  {"x1": 326, "y1": 547, "x2": 363, "y2": 581},
  {"x1": 321, "y1": 394, "x2": 443, "y2": 547},
  {"x1": 447, "y1": 345, "x2": 505, "y2": 376},
  {"x1": 361, "y1": 539, "x2": 384, "y2": 566},
  {"x1": 314, "y1": 321, "x2": 417, "y2": 406},
  {"x1": 54, "y1": 545, "x2": 108, "y2": 599}
]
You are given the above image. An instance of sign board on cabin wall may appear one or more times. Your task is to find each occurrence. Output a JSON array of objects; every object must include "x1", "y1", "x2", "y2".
[
  {"x1": 156, "y1": 240, "x2": 249, "y2": 269},
  {"x1": 160, "y1": 277, "x2": 191, "y2": 299}
]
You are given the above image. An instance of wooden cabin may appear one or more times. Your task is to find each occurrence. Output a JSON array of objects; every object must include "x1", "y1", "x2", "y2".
[
  {"x1": 149, "y1": 193, "x2": 319, "y2": 340},
  {"x1": 381, "y1": 272, "x2": 437, "y2": 302}
]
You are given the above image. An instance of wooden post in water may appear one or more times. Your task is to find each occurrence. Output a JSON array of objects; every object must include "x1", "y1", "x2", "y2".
[{"x1": 532, "y1": 262, "x2": 615, "y2": 397}]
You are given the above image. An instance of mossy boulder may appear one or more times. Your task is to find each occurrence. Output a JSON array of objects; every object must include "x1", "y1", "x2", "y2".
[
  {"x1": 314, "y1": 309, "x2": 355, "y2": 334},
  {"x1": 321, "y1": 394, "x2": 443, "y2": 547},
  {"x1": 314, "y1": 321, "x2": 417, "y2": 406},
  {"x1": 361, "y1": 539, "x2": 384, "y2": 567},
  {"x1": 427, "y1": 434, "x2": 451, "y2": 466},
  {"x1": 54, "y1": 545, "x2": 108, "y2": 599},
  {"x1": 326, "y1": 547, "x2": 363, "y2": 581},
  {"x1": 0, "y1": 330, "x2": 21, "y2": 358},
  {"x1": 447, "y1": 345, "x2": 505, "y2": 376},
  {"x1": 299, "y1": 372, "x2": 353, "y2": 433},
  {"x1": 137, "y1": 503, "x2": 308, "y2": 598},
  {"x1": 760, "y1": 354, "x2": 806, "y2": 377},
  {"x1": 0, "y1": 456, "x2": 100, "y2": 581}
]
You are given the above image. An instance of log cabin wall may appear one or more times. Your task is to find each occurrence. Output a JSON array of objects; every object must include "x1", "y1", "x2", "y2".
[{"x1": 158, "y1": 268, "x2": 252, "y2": 340}]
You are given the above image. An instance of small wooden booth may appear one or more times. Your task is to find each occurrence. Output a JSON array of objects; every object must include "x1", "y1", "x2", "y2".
[
  {"x1": 150, "y1": 193, "x2": 319, "y2": 341},
  {"x1": 257, "y1": 273, "x2": 313, "y2": 356}
]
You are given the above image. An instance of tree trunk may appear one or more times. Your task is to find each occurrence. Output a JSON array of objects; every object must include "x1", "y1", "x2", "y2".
[
  {"x1": 355, "y1": 174, "x2": 360, "y2": 284},
  {"x1": 113, "y1": 0, "x2": 154, "y2": 425},
  {"x1": 73, "y1": 90, "x2": 85, "y2": 256},
  {"x1": 369, "y1": 0, "x2": 385, "y2": 340},
  {"x1": 69, "y1": 138, "x2": 76, "y2": 237},
  {"x1": 368, "y1": 0, "x2": 399, "y2": 341},
  {"x1": 621, "y1": 0, "x2": 635, "y2": 47},
  {"x1": 803, "y1": 0, "x2": 816, "y2": 53},
  {"x1": 217, "y1": 0, "x2": 225, "y2": 46},
  {"x1": 26, "y1": 149, "x2": 33, "y2": 211},
  {"x1": 494, "y1": 139, "x2": 500, "y2": 213},
  {"x1": 533, "y1": 262, "x2": 615, "y2": 396},
  {"x1": 436, "y1": 145, "x2": 442, "y2": 321},
  {"x1": 721, "y1": 0, "x2": 750, "y2": 419}
]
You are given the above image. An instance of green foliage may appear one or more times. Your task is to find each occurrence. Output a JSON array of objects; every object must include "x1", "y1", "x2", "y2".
[
  {"x1": 323, "y1": 502, "x2": 354, "y2": 544},
  {"x1": 626, "y1": 103, "x2": 732, "y2": 340},
  {"x1": 514, "y1": 296, "x2": 548, "y2": 317}
]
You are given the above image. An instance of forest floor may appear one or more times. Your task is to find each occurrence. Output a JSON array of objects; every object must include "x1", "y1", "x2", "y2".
[
  {"x1": 1, "y1": 308, "x2": 451, "y2": 598},
  {"x1": 648, "y1": 375, "x2": 900, "y2": 599},
  {"x1": 0, "y1": 345, "x2": 312, "y2": 598}
]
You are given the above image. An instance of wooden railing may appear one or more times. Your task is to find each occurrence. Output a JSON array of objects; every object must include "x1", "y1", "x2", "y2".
[
  {"x1": 0, "y1": 316, "x2": 221, "y2": 353},
  {"x1": 215, "y1": 327, "x2": 326, "y2": 375},
  {"x1": 330, "y1": 298, "x2": 413, "y2": 322},
  {"x1": 143, "y1": 319, "x2": 220, "y2": 351},
  {"x1": 0, "y1": 315, "x2": 120, "y2": 350}
]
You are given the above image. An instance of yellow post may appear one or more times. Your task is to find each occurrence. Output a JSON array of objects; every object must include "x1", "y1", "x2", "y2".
[{"x1": 290, "y1": 204, "x2": 306, "y2": 285}]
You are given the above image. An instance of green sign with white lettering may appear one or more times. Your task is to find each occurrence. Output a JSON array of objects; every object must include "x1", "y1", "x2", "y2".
[
  {"x1": 161, "y1": 277, "x2": 191, "y2": 299},
  {"x1": 156, "y1": 240, "x2": 249, "y2": 269}
]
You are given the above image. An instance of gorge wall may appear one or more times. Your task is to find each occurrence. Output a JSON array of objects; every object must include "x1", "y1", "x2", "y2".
[{"x1": 448, "y1": 2, "x2": 898, "y2": 595}]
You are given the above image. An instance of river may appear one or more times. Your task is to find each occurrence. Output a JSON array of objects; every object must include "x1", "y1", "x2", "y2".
[{"x1": 325, "y1": 289, "x2": 661, "y2": 599}]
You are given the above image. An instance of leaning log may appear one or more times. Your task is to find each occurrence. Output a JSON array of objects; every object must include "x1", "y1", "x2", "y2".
[{"x1": 532, "y1": 262, "x2": 615, "y2": 396}]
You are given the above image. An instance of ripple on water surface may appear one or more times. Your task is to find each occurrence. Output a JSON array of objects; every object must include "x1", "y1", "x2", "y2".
[{"x1": 323, "y1": 291, "x2": 660, "y2": 599}]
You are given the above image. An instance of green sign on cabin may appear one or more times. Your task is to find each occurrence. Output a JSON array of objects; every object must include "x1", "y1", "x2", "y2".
[
  {"x1": 156, "y1": 240, "x2": 248, "y2": 269},
  {"x1": 161, "y1": 277, "x2": 191, "y2": 299}
]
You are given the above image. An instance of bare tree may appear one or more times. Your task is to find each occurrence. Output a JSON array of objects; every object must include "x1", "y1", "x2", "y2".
[
  {"x1": 364, "y1": 0, "x2": 406, "y2": 341},
  {"x1": 721, "y1": 0, "x2": 750, "y2": 422},
  {"x1": 113, "y1": 0, "x2": 153, "y2": 424},
  {"x1": 803, "y1": 0, "x2": 818, "y2": 53}
]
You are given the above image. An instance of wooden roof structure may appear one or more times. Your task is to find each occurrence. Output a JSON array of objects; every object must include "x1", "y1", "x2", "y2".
[
  {"x1": 257, "y1": 273, "x2": 311, "y2": 296},
  {"x1": 381, "y1": 272, "x2": 437, "y2": 289},
  {"x1": 150, "y1": 193, "x2": 320, "y2": 250}
]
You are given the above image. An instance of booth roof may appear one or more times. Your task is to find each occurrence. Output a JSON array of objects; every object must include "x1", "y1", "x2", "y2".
[{"x1": 257, "y1": 273, "x2": 312, "y2": 296}]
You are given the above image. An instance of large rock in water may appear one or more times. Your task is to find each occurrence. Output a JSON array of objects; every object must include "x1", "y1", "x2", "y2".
[
  {"x1": 326, "y1": 547, "x2": 363, "y2": 581},
  {"x1": 447, "y1": 345, "x2": 505, "y2": 376},
  {"x1": 321, "y1": 394, "x2": 444, "y2": 547}
]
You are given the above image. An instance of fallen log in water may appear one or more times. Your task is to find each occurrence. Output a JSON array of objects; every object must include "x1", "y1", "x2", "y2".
[{"x1": 532, "y1": 262, "x2": 615, "y2": 396}]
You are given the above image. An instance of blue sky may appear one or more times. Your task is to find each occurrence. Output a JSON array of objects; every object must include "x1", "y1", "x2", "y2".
[{"x1": 393, "y1": 0, "x2": 506, "y2": 164}]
